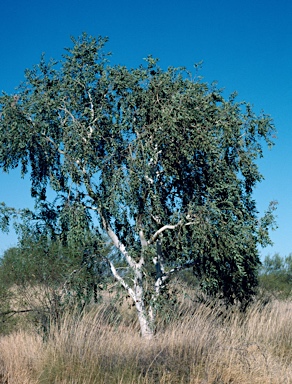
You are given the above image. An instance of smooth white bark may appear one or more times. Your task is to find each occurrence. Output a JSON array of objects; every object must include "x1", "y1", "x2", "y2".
[{"x1": 99, "y1": 211, "x2": 196, "y2": 339}]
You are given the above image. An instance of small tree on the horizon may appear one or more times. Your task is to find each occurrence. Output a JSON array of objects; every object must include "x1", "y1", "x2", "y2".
[
  {"x1": 0, "y1": 220, "x2": 113, "y2": 333},
  {"x1": 0, "y1": 34, "x2": 276, "y2": 338},
  {"x1": 259, "y1": 253, "x2": 292, "y2": 299}
]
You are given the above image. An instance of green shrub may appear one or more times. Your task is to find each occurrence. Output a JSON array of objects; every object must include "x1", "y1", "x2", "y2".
[{"x1": 259, "y1": 253, "x2": 292, "y2": 299}]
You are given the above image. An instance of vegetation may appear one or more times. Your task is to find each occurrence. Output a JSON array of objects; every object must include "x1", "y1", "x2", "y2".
[
  {"x1": 0, "y1": 33, "x2": 277, "y2": 337},
  {"x1": 0, "y1": 229, "x2": 113, "y2": 335},
  {"x1": 0, "y1": 247, "x2": 290, "y2": 383},
  {"x1": 0, "y1": 294, "x2": 291, "y2": 383},
  {"x1": 0, "y1": 30, "x2": 288, "y2": 383},
  {"x1": 259, "y1": 253, "x2": 292, "y2": 299}
]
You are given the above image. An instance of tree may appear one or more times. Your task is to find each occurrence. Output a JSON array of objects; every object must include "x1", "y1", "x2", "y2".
[
  {"x1": 0, "y1": 34, "x2": 276, "y2": 338},
  {"x1": 259, "y1": 253, "x2": 292, "y2": 299},
  {"x1": 0, "y1": 222, "x2": 111, "y2": 333}
]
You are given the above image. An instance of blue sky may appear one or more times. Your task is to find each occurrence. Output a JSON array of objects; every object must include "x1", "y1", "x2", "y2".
[{"x1": 0, "y1": 0, "x2": 291, "y2": 257}]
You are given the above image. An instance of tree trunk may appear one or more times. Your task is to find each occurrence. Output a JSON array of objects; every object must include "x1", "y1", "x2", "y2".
[
  {"x1": 103, "y1": 220, "x2": 157, "y2": 339},
  {"x1": 135, "y1": 301, "x2": 154, "y2": 340},
  {"x1": 133, "y1": 265, "x2": 155, "y2": 340}
]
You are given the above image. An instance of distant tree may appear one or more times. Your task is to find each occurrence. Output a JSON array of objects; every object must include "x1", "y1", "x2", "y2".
[
  {"x1": 0, "y1": 224, "x2": 112, "y2": 333},
  {"x1": 0, "y1": 34, "x2": 276, "y2": 338},
  {"x1": 259, "y1": 253, "x2": 292, "y2": 299},
  {"x1": 0, "y1": 234, "x2": 104, "y2": 296}
]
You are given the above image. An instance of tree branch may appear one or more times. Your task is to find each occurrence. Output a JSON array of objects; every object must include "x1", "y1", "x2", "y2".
[
  {"x1": 148, "y1": 221, "x2": 183, "y2": 245},
  {"x1": 148, "y1": 217, "x2": 197, "y2": 246},
  {"x1": 0, "y1": 309, "x2": 39, "y2": 318},
  {"x1": 106, "y1": 257, "x2": 136, "y2": 301},
  {"x1": 99, "y1": 210, "x2": 137, "y2": 270},
  {"x1": 165, "y1": 260, "x2": 196, "y2": 277}
]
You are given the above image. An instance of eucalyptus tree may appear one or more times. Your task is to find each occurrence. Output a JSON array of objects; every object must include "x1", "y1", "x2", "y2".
[{"x1": 0, "y1": 34, "x2": 276, "y2": 338}]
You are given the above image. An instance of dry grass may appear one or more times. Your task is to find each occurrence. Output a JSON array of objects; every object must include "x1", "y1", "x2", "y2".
[{"x1": 0, "y1": 297, "x2": 291, "y2": 384}]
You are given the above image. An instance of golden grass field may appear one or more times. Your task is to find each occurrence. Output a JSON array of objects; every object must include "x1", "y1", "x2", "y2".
[{"x1": 0, "y1": 291, "x2": 291, "y2": 384}]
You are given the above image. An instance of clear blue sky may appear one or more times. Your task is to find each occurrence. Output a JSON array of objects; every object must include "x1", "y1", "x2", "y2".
[{"x1": 0, "y1": 0, "x2": 291, "y2": 257}]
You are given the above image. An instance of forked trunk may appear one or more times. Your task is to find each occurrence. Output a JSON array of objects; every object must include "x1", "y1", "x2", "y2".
[{"x1": 104, "y1": 222, "x2": 159, "y2": 339}]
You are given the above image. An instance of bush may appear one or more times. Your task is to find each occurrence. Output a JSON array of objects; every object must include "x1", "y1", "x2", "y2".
[
  {"x1": 0, "y1": 235, "x2": 112, "y2": 335},
  {"x1": 259, "y1": 253, "x2": 292, "y2": 299}
]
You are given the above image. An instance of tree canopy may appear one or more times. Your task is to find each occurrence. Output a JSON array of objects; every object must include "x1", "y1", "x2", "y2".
[{"x1": 0, "y1": 34, "x2": 276, "y2": 338}]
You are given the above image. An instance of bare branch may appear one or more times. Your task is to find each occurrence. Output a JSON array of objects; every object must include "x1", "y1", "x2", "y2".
[
  {"x1": 137, "y1": 215, "x2": 148, "y2": 250},
  {"x1": 166, "y1": 260, "x2": 196, "y2": 276},
  {"x1": 99, "y1": 210, "x2": 137, "y2": 270},
  {"x1": 43, "y1": 135, "x2": 66, "y2": 156},
  {"x1": 139, "y1": 229, "x2": 147, "y2": 248},
  {"x1": 151, "y1": 214, "x2": 161, "y2": 224},
  {"x1": 87, "y1": 90, "x2": 95, "y2": 121},
  {"x1": 0, "y1": 309, "x2": 36, "y2": 317},
  {"x1": 148, "y1": 221, "x2": 183, "y2": 245},
  {"x1": 148, "y1": 218, "x2": 197, "y2": 246},
  {"x1": 106, "y1": 258, "x2": 136, "y2": 301}
]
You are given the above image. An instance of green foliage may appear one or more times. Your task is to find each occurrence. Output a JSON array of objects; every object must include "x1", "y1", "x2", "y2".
[
  {"x1": 0, "y1": 33, "x2": 276, "y2": 307},
  {"x1": 259, "y1": 253, "x2": 292, "y2": 299},
  {"x1": 0, "y1": 233, "x2": 110, "y2": 296},
  {"x1": 0, "y1": 228, "x2": 112, "y2": 335}
]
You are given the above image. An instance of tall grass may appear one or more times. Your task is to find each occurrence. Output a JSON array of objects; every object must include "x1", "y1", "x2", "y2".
[{"x1": 0, "y1": 297, "x2": 291, "y2": 383}]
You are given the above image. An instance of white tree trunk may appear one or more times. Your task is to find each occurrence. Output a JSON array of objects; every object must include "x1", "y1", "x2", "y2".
[
  {"x1": 101, "y1": 215, "x2": 180, "y2": 340},
  {"x1": 133, "y1": 264, "x2": 155, "y2": 339},
  {"x1": 135, "y1": 299, "x2": 154, "y2": 340},
  {"x1": 105, "y1": 237, "x2": 155, "y2": 339}
]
